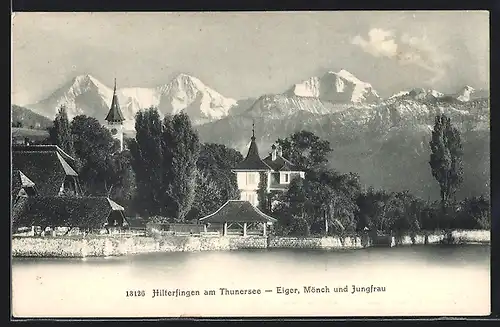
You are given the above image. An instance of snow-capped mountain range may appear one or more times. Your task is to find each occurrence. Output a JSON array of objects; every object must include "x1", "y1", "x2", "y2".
[
  {"x1": 24, "y1": 70, "x2": 488, "y2": 132},
  {"x1": 15, "y1": 69, "x2": 490, "y2": 200},
  {"x1": 27, "y1": 73, "x2": 238, "y2": 130}
]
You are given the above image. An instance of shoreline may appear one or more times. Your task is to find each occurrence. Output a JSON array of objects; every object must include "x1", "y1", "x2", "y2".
[{"x1": 11, "y1": 229, "x2": 490, "y2": 258}]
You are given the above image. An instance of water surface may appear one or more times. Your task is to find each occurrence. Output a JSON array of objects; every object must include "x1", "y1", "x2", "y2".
[{"x1": 12, "y1": 245, "x2": 490, "y2": 317}]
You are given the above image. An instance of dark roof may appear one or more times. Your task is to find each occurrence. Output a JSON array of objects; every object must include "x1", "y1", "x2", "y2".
[
  {"x1": 233, "y1": 137, "x2": 272, "y2": 171},
  {"x1": 199, "y1": 200, "x2": 277, "y2": 223},
  {"x1": 12, "y1": 196, "x2": 126, "y2": 229},
  {"x1": 105, "y1": 80, "x2": 125, "y2": 122},
  {"x1": 12, "y1": 145, "x2": 77, "y2": 167},
  {"x1": 12, "y1": 169, "x2": 36, "y2": 199},
  {"x1": 12, "y1": 146, "x2": 78, "y2": 196},
  {"x1": 262, "y1": 154, "x2": 301, "y2": 172}
]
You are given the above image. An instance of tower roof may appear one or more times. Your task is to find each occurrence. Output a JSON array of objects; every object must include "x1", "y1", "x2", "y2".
[
  {"x1": 105, "y1": 78, "x2": 125, "y2": 123},
  {"x1": 233, "y1": 121, "x2": 271, "y2": 171}
]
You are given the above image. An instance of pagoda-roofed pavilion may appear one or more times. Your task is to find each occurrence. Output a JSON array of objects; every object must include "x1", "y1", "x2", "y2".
[{"x1": 199, "y1": 200, "x2": 277, "y2": 236}]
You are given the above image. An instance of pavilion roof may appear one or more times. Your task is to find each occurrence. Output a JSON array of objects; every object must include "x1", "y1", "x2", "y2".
[{"x1": 199, "y1": 200, "x2": 277, "y2": 223}]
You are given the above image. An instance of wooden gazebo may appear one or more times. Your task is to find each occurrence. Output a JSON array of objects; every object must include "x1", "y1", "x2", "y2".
[{"x1": 199, "y1": 200, "x2": 277, "y2": 236}]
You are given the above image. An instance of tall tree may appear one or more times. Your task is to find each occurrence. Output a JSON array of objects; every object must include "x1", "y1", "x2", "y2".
[
  {"x1": 70, "y1": 115, "x2": 116, "y2": 195},
  {"x1": 429, "y1": 114, "x2": 464, "y2": 214},
  {"x1": 277, "y1": 130, "x2": 332, "y2": 172},
  {"x1": 161, "y1": 112, "x2": 201, "y2": 221},
  {"x1": 106, "y1": 149, "x2": 136, "y2": 214},
  {"x1": 190, "y1": 143, "x2": 243, "y2": 219},
  {"x1": 48, "y1": 105, "x2": 75, "y2": 157},
  {"x1": 128, "y1": 107, "x2": 164, "y2": 216}
]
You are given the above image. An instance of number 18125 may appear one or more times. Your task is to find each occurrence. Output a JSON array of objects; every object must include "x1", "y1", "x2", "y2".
[{"x1": 126, "y1": 290, "x2": 145, "y2": 297}]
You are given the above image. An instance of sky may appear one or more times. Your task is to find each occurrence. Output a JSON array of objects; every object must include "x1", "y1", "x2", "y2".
[{"x1": 12, "y1": 11, "x2": 489, "y2": 106}]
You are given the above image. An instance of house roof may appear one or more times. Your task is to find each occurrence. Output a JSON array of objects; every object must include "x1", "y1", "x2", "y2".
[
  {"x1": 262, "y1": 154, "x2": 301, "y2": 172},
  {"x1": 12, "y1": 196, "x2": 127, "y2": 229},
  {"x1": 199, "y1": 200, "x2": 278, "y2": 223},
  {"x1": 12, "y1": 169, "x2": 36, "y2": 200},
  {"x1": 105, "y1": 79, "x2": 125, "y2": 122},
  {"x1": 12, "y1": 144, "x2": 77, "y2": 164},
  {"x1": 12, "y1": 146, "x2": 78, "y2": 196},
  {"x1": 233, "y1": 130, "x2": 272, "y2": 171}
]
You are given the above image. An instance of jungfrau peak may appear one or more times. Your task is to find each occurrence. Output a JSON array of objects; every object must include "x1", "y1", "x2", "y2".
[{"x1": 286, "y1": 69, "x2": 380, "y2": 103}]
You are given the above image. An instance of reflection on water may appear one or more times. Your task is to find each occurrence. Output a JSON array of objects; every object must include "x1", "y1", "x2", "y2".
[{"x1": 12, "y1": 245, "x2": 490, "y2": 317}]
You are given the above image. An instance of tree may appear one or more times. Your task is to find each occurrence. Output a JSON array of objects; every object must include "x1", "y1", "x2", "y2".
[
  {"x1": 106, "y1": 150, "x2": 136, "y2": 214},
  {"x1": 274, "y1": 168, "x2": 360, "y2": 236},
  {"x1": 70, "y1": 115, "x2": 119, "y2": 195},
  {"x1": 386, "y1": 191, "x2": 423, "y2": 234},
  {"x1": 49, "y1": 105, "x2": 75, "y2": 157},
  {"x1": 161, "y1": 112, "x2": 201, "y2": 221},
  {"x1": 455, "y1": 195, "x2": 490, "y2": 229},
  {"x1": 128, "y1": 107, "x2": 165, "y2": 216},
  {"x1": 277, "y1": 130, "x2": 332, "y2": 172},
  {"x1": 190, "y1": 143, "x2": 242, "y2": 219},
  {"x1": 356, "y1": 188, "x2": 394, "y2": 233},
  {"x1": 429, "y1": 114, "x2": 464, "y2": 215}
]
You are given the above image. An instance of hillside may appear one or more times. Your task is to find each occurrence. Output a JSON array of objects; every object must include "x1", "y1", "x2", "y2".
[{"x1": 11, "y1": 105, "x2": 53, "y2": 130}]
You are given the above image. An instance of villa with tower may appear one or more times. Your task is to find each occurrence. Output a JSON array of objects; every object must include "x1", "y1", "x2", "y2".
[
  {"x1": 232, "y1": 124, "x2": 305, "y2": 208},
  {"x1": 197, "y1": 125, "x2": 304, "y2": 237},
  {"x1": 104, "y1": 79, "x2": 126, "y2": 152}
]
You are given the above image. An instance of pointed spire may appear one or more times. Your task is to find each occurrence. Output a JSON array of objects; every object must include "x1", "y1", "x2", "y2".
[
  {"x1": 105, "y1": 77, "x2": 125, "y2": 123},
  {"x1": 251, "y1": 119, "x2": 256, "y2": 141},
  {"x1": 233, "y1": 122, "x2": 271, "y2": 171}
]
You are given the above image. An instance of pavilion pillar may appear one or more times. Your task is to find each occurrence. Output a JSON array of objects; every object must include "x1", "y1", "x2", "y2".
[
  {"x1": 203, "y1": 224, "x2": 207, "y2": 233},
  {"x1": 263, "y1": 222, "x2": 267, "y2": 237},
  {"x1": 243, "y1": 222, "x2": 247, "y2": 237},
  {"x1": 223, "y1": 222, "x2": 228, "y2": 236}
]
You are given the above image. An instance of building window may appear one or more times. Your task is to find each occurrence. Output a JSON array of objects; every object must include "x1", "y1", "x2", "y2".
[
  {"x1": 281, "y1": 172, "x2": 290, "y2": 184},
  {"x1": 246, "y1": 172, "x2": 258, "y2": 186}
]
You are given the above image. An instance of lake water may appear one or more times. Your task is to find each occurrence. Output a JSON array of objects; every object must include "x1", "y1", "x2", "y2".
[{"x1": 12, "y1": 245, "x2": 490, "y2": 317}]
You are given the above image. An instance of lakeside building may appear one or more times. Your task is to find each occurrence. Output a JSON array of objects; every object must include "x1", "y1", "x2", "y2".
[
  {"x1": 11, "y1": 144, "x2": 127, "y2": 232},
  {"x1": 199, "y1": 200, "x2": 277, "y2": 236},
  {"x1": 232, "y1": 124, "x2": 305, "y2": 208}
]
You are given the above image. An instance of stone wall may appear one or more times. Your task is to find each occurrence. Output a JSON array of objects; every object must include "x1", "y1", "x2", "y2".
[
  {"x1": 268, "y1": 235, "x2": 371, "y2": 250},
  {"x1": 12, "y1": 235, "x2": 268, "y2": 258},
  {"x1": 11, "y1": 230, "x2": 490, "y2": 258},
  {"x1": 390, "y1": 230, "x2": 489, "y2": 246},
  {"x1": 447, "y1": 230, "x2": 490, "y2": 244}
]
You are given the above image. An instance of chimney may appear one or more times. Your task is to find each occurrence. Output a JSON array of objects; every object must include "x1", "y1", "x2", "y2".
[
  {"x1": 277, "y1": 145, "x2": 283, "y2": 157},
  {"x1": 271, "y1": 144, "x2": 277, "y2": 161}
]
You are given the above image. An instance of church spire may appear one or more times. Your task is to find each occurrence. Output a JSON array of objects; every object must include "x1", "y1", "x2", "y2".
[
  {"x1": 105, "y1": 77, "x2": 125, "y2": 123},
  {"x1": 251, "y1": 119, "x2": 255, "y2": 141}
]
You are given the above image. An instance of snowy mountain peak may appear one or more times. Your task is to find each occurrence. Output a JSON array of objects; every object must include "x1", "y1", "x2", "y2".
[
  {"x1": 336, "y1": 69, "x2": 365, "y2": 85},
  {"x1": 388, "y1": 88, "x2": 444, "y2": 102},
  {"x1": 287, "y1": 70, "x2": 380, "y2": 103},
  {"x1": 456, "y1": 85, "x2": 476, "y2": 102}
]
